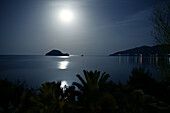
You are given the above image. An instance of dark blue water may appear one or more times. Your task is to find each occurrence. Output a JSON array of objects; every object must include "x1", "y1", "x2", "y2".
[{"x1": 0, "y1": 55, "x2": 169, "y2": 88}]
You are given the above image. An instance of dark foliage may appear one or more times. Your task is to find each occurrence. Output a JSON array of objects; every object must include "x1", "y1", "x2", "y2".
[
  {"x1": 127, "y1": 67, "x2": 170, "y2": 104},
  {"x1": 72, "y1": 70, "x2": 117, "y2": 113},
  {"x1": 127, "y1": 67, "x2": 157, "y2": 92},
  {"x1": 0, "y1": 69, "x2": 170, "y2": 113},
  {"x1": 0, "y1": 79, "x2": 27, "y2": 113},
  {"x1": 151, "y1": 0, "x2": 170, "y2": 45}
]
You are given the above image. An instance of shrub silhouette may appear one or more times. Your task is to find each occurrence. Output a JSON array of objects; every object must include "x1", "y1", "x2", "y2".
[{"x1": 127, "y1": 67, "x2": 157, "y2": 92}]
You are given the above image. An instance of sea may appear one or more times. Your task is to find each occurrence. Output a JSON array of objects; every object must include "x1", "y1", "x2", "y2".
[{"x1": 0, "y1": 55, "x2": 169, "y2": 88}]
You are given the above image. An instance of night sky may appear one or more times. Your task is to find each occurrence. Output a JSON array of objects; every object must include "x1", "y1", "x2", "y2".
[{"x1": 0, "y1": 0, "x2": 160, "y2": 55}]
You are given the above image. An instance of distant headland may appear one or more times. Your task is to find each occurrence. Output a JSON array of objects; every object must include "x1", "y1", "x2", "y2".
[
  {"x1": 109, "y1": 45, "x2": 170, "y2": 56},
  {"x1": 45, "y1": 49, "x2": 69, "y2": 56}
]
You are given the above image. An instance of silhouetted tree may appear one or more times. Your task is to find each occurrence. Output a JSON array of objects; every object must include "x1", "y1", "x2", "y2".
[
  {"x1": 30, "y1": 82, "x2": 66, "y2": 113},
  {"x1": 151, "y1": 1, "x2": 170, "y2": 103},
  {"x1": 151, "y1": 0, "x2": 170, "y2": 45},
  {"x1": 73, "y1": 70, "x2": 117, "y2": 113},
  {"x1": 62, "y1": 85, "x2": 78, "y2": 113}
]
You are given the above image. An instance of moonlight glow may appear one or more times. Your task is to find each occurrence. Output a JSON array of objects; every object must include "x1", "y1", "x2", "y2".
[{"x1": 58, "y1": 9, "x2": 74, "y2": 23}]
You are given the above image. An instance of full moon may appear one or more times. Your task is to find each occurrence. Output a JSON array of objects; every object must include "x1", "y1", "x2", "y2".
[{"x1": 58, "y1": 9, "x2": 74, "y2": 23}]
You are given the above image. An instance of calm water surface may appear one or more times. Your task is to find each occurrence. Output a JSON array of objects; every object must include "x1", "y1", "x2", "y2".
[{"x1": 0, "y1": 55, "x2": 169, "y2": 88}]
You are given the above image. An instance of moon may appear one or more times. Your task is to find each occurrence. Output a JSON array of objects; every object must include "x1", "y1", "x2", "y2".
[{"x1": 58, "y1": 9, "x2": 74, "y2": 23}]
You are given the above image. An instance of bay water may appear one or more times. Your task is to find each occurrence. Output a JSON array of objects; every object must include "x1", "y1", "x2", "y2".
[{"x1": 0, "y1": 55, "x2": 169, "y2": 88}]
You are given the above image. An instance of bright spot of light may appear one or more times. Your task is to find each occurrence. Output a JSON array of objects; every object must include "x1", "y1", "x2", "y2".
[
  {"x1": 58, "y1": 60, "x2": 69, "y2": 69},
  {"x1": 58, "y1": 56, "x2": 69, "y2": 58},
  {"x1": 58, "y1": 9, "x2": 74, "y2": 23},
  {"x1": 60, "y1": 81, "x2": 68, "y2": 89}
]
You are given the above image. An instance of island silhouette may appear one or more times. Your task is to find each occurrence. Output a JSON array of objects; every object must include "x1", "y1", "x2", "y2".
[
  {"x1": 110, "y1": 45, "x2": 170, "y2": 56},
  {"x1": 45, "y1": 49, "x2": 69, "y2": 56}
]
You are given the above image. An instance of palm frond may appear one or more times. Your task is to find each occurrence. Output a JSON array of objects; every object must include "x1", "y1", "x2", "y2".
[
  {"x1": 76, "y1": 74, "x2": 86, "y2": 86},
  {"x1": 72, "y1": 82, "x2": 83, "y2": 91}
]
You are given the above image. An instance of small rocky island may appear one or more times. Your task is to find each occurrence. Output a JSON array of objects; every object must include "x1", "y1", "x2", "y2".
[{"x1": 45, "y1": 49, "x2": 69, "y2": 56}]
